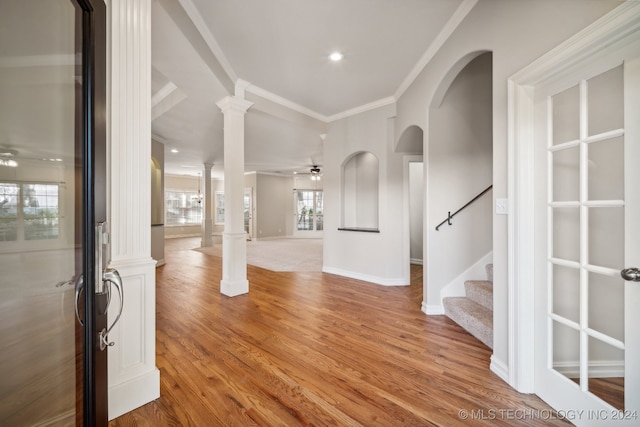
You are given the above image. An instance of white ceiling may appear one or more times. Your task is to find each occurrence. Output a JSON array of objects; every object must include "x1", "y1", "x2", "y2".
[{"x1": 152, "y1": 0, "x2": 473, "y2": 177}]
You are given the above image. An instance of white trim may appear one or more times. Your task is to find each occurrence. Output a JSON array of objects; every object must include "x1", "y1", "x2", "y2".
[
  {"x1": 322, "y1": 266, "x2": 407, "y2": 287},
  {"x1": 490, "y1": 355, "x2": 510, "y2": 384},
  {"x1": 510, "y1": 2, "x2": 640, "y2": 85},
  {"x1": 507, "y1": 81, "x2": 536, "y2": 393},
  {"x1": 174, "y1": 0, "x2": 477, "y2": 123},
  {"x1": 151, "y1": 81, "x2": 178, "y2": 107},
  {"x1": 508, "y1": 0, "x2": 640, "y2": 395},
  {"x1": 553, "y1": 360, "x2": 625, "y2": 379},
  {"x1": 176, "y1": 0, "x2": 237, "y2": 82},
  {"x1": 422, "y1": 303, "x2": 444, "y2": 315},
  {"x1": 394, "y1": 0, "x2": 479, "y2": 100},
  {"x1": 327, "y1": 97, "x2": 396, "y2": 122},
  {"x1": 107, "y1": 2, "x2": 159, "y2": 419},
  {"x1": 410, "y1": 258, "x2": 423, "y2": 266},
  {"x1": 245, "y1": 83, "x2": 328, "y2": 122},
  {"x1": 108, "y1": 369, "x2": 160, "y2": 420},
  {"x1": 440, "y1": 251, "x2": 493, "y2": 300}
]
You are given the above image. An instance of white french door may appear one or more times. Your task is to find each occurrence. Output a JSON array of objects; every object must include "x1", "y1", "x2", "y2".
[
  {"x1": 295, "y1": 190, "x2": 323, "y2": 235},
  {"x1": 533, "y1": 57, "x2": 640, "y2": 422}
]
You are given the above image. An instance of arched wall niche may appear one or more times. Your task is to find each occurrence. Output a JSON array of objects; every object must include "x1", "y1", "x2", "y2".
[
  {"x1": 341, "y1": 151, "x2": 379, "y2": 231},
  {"x1": 395, "y1": 124, "x2": 424, "y2": 154}
]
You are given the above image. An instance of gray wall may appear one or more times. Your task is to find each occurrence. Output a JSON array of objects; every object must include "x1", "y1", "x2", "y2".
[
  {"x1": 427, "y1": 52, "x2": 493, "y2": 304},
  {"x1": 254, "y1": 173, "x2": 293, "y2": 239}
]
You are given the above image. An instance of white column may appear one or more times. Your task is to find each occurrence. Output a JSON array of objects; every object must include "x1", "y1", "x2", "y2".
[
  {"x1": 216, "y1": 96, "x2": 253, "y2": 297},
  {"x1": 106, "y1": 0, "x2": 159, "y2": 419},
  {"x1": 201, "y1": 163, "x2": 214, "y2": 247}
]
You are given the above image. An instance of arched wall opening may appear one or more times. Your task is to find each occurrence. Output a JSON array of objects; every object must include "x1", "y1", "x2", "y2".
[
  {"x1": 396, "y1": 125, "x2": 425, "y2": 269},
  {"x1": 424, "y1": 51, "x2": 494, "y2": 314}
]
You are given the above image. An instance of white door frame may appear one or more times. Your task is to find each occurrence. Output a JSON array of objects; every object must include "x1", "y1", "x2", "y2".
[{"x1": 507, "y1": 2, "x2": 640, "y2": 393}]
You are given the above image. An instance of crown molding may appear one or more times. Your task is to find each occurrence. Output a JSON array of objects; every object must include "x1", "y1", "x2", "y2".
[
  {"x1": 177, "y1": 0, "x2": 237, "y2": 82},
  {"x1": 511, "y1": 0, "x2": 640, "y2": 85},
  {"x1": 151, "y1": 133, "x2": 167, "y2": 144},
  {"x1": 151, "y1": 81, "x2": 178, "y2": 107},
  {"x1": 244, "y1": 83, "x2": 328, "y2": 122},
  {"x1": 178, "y1": 0, "x2": 478, "y2": 123},
  {"x1": 394, "y1": 0, "x2": 478, "y2": 100},
  {"x1": 326, "y1": 97, "x2": 397, "y2": 122}
]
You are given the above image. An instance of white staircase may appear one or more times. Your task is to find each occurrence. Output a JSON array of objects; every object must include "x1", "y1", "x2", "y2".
[{"x1": 443, "y1": 264, "x2": 493, "y2": 348}]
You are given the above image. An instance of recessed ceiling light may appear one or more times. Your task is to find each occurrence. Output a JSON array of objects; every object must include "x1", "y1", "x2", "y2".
[
  {"x1": 329, "y1": 52, "x2": 343, "y2": 62},
  {"x1": 171, "y1": 148, "x2": 179, "y2": 153}
]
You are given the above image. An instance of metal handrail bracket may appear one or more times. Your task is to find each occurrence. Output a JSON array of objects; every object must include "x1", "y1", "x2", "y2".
[{"x1": 435, "y1": 185, "x2": 493, "y2": 231}]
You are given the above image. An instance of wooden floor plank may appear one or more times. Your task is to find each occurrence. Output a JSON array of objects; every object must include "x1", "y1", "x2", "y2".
[{"x1": 109, "y1": 237, "x2": 571, "y2": 426}]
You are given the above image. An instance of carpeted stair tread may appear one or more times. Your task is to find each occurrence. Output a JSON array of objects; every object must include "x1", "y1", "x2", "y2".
[
  {"x1": 443, "y1": 297, "x2": 493, "y2": 349},
  {"x1": 464, "y1": 280, "x2": 493, "y2": 310}
]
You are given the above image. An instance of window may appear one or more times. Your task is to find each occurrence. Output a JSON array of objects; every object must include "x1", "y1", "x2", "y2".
[
  {"x1": 296, "y1": 190, "x2": 323, "y2": 232},
  {"x1": 0, "y1": 182, "x2": 61, "y2": 242},
  {"x1": 215, "y1": 191, "x2": 224, "y2": 224},
  {"x1": 165, "y1": 190, "x2": 202, "y2": 225}
]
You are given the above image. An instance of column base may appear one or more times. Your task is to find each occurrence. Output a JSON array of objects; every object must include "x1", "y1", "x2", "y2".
[
  {"x1": 221, "y1": 231, "x2": 248, "y2": 297},
  {"x1": 220, "y1": 279, "x2": 249, "y2": 297}
]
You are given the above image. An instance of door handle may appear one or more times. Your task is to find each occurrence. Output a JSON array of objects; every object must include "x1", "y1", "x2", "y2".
[
  {"x1": 99, "y1": 268, "x2": 124, "y2": 351},
  {"x1": 621, "y1": 267, "x2": 640, "y2": 282},
  {"x1": 74, "y1": 274, "x2": 85, "y2": 326}
]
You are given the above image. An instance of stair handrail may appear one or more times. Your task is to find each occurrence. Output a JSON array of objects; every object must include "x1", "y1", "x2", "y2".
[{"x1": 435, "y1": 185, "x2": 493, "y2": 231}]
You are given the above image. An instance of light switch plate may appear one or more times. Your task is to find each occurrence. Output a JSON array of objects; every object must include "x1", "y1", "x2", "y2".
[{"x1": 496, "y1": 198, "x2": 508, "y2": 215}]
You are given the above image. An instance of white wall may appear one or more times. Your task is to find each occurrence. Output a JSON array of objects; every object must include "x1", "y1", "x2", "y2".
[
  {"x1": 392, "y1": 0, "x2": 621, "y2": 378},
  {"x1": 324, "y1": 103, "x2": 407, "y2": 286},
  {"x1": 427, "y1": 52, "x2": 493, "y2": 309}
]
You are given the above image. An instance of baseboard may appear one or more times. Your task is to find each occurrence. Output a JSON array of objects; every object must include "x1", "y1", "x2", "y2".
[
  {"x1": 164, "y1": 233, "x2": 201, "y2": 239},
  {"x1": 221, "y1": 278, "x2": 249, "y2": 297},
  {"x1": 490, "y1": 355, "x2": 510, "y2": 385},
  {"x1": 108, "y1": 368, "x2": 160, "y2": 420},
  {"x1": 154, "y1": 258, "x2": 166, "y2": 267},
  {"x1": 422, "y1": 301, "x2": 444, "y2": 315},
  {"x1": 410, "y1": 258, "x2": 423, "y2": 265},
  {"x1": 553, "y1": 360, "x2": 624, "y2": 378},
  {"x1": 322, "y1": 266, "x2": 407, "y2": 286},
  {"x1": 440, "y1": 251, "x2": 493, "y2": 301}
]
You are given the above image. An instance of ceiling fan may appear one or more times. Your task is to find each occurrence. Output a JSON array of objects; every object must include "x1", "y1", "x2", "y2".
[
  {"x1": 0, "y1": 148, "x2": 19, "y2": 167},
  {"x1": 295, "y1": 165, "x2": 323, "y2": 180}
]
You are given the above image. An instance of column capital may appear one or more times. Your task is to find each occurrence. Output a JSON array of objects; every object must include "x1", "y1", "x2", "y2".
[{"x1": 216, "y1": 96, "x2": 253, "y2": 115}]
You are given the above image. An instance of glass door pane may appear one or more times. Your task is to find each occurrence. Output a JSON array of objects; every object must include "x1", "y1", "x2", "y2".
[
  {"x1": 0, "y1": 1, "x2": 83, "y2": 424},
  {"x1": 549, "y1": 65, "x2": 626, "y2": 411},
  {"x1": 296, "y1": 190, "x2": 314, "y2": 231},
  {"x1": 315, "y1": 191, "x2": 323, "y2": 231}
]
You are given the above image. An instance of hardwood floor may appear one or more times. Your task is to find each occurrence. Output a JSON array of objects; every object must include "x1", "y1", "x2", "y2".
[{"x1": 109, "y1": 237, "x2": 569, "y2": 426}]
